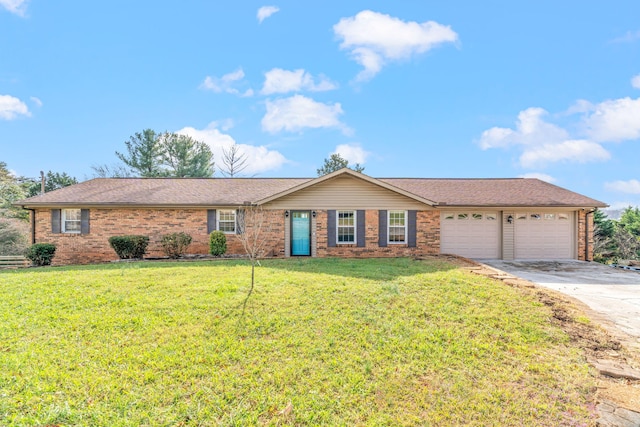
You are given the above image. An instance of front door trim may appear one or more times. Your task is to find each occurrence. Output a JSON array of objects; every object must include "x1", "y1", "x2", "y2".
[{"x1": 290, "y1": 210, "x2": 311, "y2": 256}]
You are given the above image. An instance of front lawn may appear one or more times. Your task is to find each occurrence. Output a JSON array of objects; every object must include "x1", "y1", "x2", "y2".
[{"x1": 0, "y1": 258, "x2": 594, "y2": 426}]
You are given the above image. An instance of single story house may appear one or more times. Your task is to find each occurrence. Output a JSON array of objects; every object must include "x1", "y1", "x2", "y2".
[{"x1": 16, "y1": 168, "x2": 607, "y2": 265}]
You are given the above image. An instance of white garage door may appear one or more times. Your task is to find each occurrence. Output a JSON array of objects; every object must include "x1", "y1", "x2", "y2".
[
  {"x1": 514, "y1": 212, "x2": 573, "y2": 259},
  {"x1": 441, "y1": 212, "x2": 500, "y2": 259}
]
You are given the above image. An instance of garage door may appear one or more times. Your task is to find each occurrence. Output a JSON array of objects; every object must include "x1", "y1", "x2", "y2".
[
  {"x1": 441, "y1": 212, "x2": 500, "y2": 259},
  {"x1": 514, "y1": 212, "x2": 573, "y2": 259}
]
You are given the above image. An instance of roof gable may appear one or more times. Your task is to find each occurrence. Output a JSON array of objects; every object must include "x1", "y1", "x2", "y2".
[{"x1": 257, "y1": 168, "x2": 436, "y2": 207}]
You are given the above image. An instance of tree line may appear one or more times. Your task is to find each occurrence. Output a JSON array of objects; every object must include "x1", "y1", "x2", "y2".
[
  {"x1": 593, "y1": 207, "x2": 640, "y2": 263},
  {"x1": 1, "y1": 126, "x2": 364, "y2": 255},
  {"x1": 93, "y1": 129, "x2": 249, "y2": 178}
]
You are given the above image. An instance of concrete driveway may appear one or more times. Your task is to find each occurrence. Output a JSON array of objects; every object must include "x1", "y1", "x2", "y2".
[{"x1": 481, "y1": 260, "x2": 640, "y2": 341}]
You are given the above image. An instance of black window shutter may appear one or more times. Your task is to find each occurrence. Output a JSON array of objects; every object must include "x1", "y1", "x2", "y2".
[
  {"x1": 51, "y1": 209, "x2": 61, "y2": 234},
  {"x1": 80, "y1": 209, "x2": 90, "y2": 234},
  {"x1": 356, "y1": 210, "x2": 365, "y2": 247},
  {"x1": 207, "y1": 209, "x2": 217, "y2": 233},
  {"x1": 408, "y1": 210, "x2": 417, "y2": 247},
  {"x1": 378, "y1": 210, "x2": 387, "y2": 247},
  {"x1": 236, "y1": 209, "x2": 245, "y2": 234},
  {"x1": 327, "y1": 210, "x2": 336, "y2": 247}
]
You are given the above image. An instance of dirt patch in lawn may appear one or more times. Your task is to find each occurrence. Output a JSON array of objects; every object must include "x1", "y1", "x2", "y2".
[{"x1": 449, "y1": 256, "x2": 640, "y2": 417}]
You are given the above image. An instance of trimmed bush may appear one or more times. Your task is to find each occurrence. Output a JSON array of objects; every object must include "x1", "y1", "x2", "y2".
[
  {"x1": 108, "y1": 235, "x2": 149, "y2": 259},
  {"x1": 209, "y1": 231, "x2": 227, "y2": 257},
  {"x1": 25, "y1": 243, "x2": 56, "y2": 266},
  {"x1": 160, "y1": 232, "x2": 192, "y2": 258}
]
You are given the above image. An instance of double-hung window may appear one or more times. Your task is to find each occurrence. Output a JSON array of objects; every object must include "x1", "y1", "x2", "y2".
[
  {"x1": 337, "y1": 210, "x2": 356, "y2": 244},
  {"x1": 388, "y1": 210, "x2": 407, "y2": 244},
  {"x1": 217, "y1": 210, "x2": 236, "y2": 233},
  {"x1": 62, "y1": 209, "x2": 81, "y2": 233}
]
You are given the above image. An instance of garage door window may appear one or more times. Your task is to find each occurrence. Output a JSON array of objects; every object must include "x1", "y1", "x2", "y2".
[
  {"x1": 444, "y1": 213, "x2": 454, "y2": 220},
  {"x1": 530, "y1": 214, "x2": 541, "y2": 220},
  {"x1": 559, "y1": 213, "x2": 569, "y2": 220},
  {"x1": 517, "y1": 213, "x2": 527, "y2": 220},
  {"x1": 544, "y1": 213, "x2": 556, "y2": 220},
  {"x1": 457, "y1": 213, "x2": 468, "y2": 220},
  {"x1": 472, "y1": 213, "x2": 483, "y2": 220},
  {"x1": 486, "y1": 213, "x2": 497, "y2": 220}
]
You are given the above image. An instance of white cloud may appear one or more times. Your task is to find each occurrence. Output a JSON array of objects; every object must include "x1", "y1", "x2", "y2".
[
  {"x1": 30, "y1": 96, "x2": 42, "y2": 107},
  {"x1": 261, "y1": 94, "x2": 349, "y2": 134},
  {"x1": 176, "y1": 122, "x2": 287, "y2": 175},
  {"x1": 256, "y1": 6, "x2": 280, "y2": 24},
  {"x1": 333, "y1": 10, "x2": 458, "y2": 81},
  {"x1": 200, "y1": 68, "x2": 253, "y2": 96},
  {"x1": 519, "y1": 140, "x2": 610, "y2": 169},
  {"x1": 604, "y1": 201, "x2": 638, "y2": 211},
  {"x1": 517, "y1": 173, "x2": 556, "y2": 183},
  {"x1": 478, "y1": 107, "x2": 568, "y2": 149},
  {"x1": 257, "y1": 5, "x2": 279, "y2": 23},
  {"x1": 333, "y1": 143, "x2": 370, "y2": 164},
  {"x1": 478, "y1": 107, "x2": 615, "y2": 168},
  {"x1": 583, "y1": 97, "x2": 640, "y2": 142},
  {"x1": 610, "y1": 30, "x2": 640, "y2": 43},
  {"x1": 605, "y1": 179, "x2": 640, "y2": 194},
  {"x1": 261, "y1": 68, "x2": 337, "y2": 95},
  {"x1": 0, "y1": 94, "x2": 31, "y2": 120},
  {"x1": 632, "y1": 74, "x2": 640, "y2": 89},
  {"x1": 0, "y1": 0, "x2": 27, "y2": 16}
]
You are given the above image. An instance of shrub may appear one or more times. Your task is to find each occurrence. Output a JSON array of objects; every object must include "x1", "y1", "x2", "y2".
[
  {"x1": 24, "y1": 243, "x2": 56, "y2": 266},
  {"x1": 108, "y1": 235, "x2": 149, "y2": 259},
  {"x1": 209, "y1": 231, "x2": 227, "y2": 257},
  {"x1": 160, "y1": 232, "x2": 192, "y2": 258}
]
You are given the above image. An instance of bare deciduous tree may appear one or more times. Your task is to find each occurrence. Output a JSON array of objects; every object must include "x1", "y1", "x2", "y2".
[
  {"x1": 220, "y1": 144, "x2": 249, "y2": 177},
  {"x1": 235, "y1": 205, "x2": 273, "y2": 314}
]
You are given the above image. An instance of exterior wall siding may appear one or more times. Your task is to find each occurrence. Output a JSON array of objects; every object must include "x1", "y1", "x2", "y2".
[
  {"x1": 502, "y1": 211, "x2": 515, "y2": 260},
  {"x1": 34, "y1": 208, "x2": 286, "y2": 266},
  {"x1": 265, "y1": 175, "x2": 430, "y2": 210}
]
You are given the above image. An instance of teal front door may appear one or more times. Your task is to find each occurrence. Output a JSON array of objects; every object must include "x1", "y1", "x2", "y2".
[{"x1": 291, "y1": 211, "x2": 311, "y2": 256}]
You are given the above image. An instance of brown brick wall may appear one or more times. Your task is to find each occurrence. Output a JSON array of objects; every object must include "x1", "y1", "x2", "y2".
[
  {"x1": 577, "y1": 210, "x2": 594, "y2": 261},
  {"x1": 315, "y1": 210, "x2": 440, "y2": 258},
  {"x1": 34, "y1": 206, "x2": 589, "y2": 265},
  {"x1": 34, "y1": 208, "x2": 286, "y2": 266}
]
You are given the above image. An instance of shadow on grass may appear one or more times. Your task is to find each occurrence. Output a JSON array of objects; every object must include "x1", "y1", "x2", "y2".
[
  {"x1": 2, "y1": 256, "x2": 460, "y2": 281},
  {"x1": 245, "y1": 257, "x2": 458, "y2": 281}
]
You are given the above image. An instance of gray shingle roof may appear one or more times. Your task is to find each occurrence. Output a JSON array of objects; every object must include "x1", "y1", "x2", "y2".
[
  {"x1": 381, "y1": 178, "x2": 607, "y2": 207},
  {"x1": 16, "y1": 174, "x2": 607, "y2": 208}
]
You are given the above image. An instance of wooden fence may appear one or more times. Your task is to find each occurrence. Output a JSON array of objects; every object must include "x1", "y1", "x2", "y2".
[{"x1": 0, "y1": 255, "x2": 29, "y2": 269}]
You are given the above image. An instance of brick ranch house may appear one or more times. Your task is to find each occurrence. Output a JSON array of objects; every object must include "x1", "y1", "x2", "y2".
[{"x1": 16, "y1": 168, "x2": 607, "y2": 266}]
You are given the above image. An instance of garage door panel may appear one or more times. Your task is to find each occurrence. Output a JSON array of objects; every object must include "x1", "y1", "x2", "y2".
[
  {"x1": 441, "y1": 212, "x2": 500, "y2": 259},
  {"x1": 514, "y1": 212, "x2": 573, "y2": 259}
]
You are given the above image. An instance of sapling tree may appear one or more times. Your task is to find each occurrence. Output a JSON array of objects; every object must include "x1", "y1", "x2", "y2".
[{"x1": 234, "y1": 205, "x2": 273, "y2": 314}]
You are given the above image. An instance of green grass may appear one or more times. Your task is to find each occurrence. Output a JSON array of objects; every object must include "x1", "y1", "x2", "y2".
[{"x1": 0, "y1": 258, "x2": 595, "y2": 426}]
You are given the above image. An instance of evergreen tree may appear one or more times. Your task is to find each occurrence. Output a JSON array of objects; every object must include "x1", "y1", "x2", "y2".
[
  {"x1": 116, "y1": 129, "x2": 165, "y2": 177},
  {"x1": 317, "y1": 153, "x2": 364, "y2": 176},
  {"x1": 159, "y1": 133, "x2": 214, "y2": 177}
]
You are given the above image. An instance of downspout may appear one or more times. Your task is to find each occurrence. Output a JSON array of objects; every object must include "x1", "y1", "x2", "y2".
[{"x1": 585, "y1": 209, "x2": 594, "y2": 262}]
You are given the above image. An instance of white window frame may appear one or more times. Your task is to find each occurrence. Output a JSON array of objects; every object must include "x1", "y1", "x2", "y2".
[
  {"x1": 337, "y1": 210, "x2": 356, "y2": 244},
  {"x1": 388, "y1": 210, "x2": 407, "y2": 244},
  {"x1": 217, "y1": 209, "x2": 236, "y2": 234},
  {"x1": 62, "y1": 208, "x2": 81, "y2": 234}
]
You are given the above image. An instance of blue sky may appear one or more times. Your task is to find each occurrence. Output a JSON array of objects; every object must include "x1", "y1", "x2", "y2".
[{"x1": 1, "y1": 1, "x2": 639, "y2": 209}]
